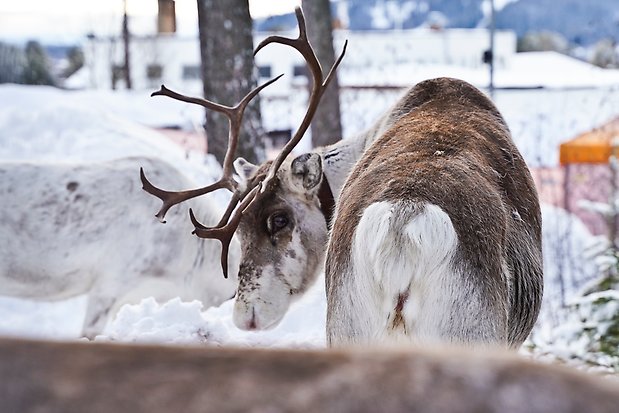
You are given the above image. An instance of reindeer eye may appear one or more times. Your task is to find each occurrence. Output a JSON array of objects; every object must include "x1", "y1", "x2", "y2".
[{"x1": 268, "y1": 213, "x2": 289, "y2": 234}]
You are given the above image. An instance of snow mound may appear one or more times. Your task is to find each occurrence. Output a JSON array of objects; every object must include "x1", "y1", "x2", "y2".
[{"x1": 100, "y1": 276, "x2": 327, "y2": 349}]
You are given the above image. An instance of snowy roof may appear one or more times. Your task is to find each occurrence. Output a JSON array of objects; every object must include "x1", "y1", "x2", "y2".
[
  {"x1": 341, "y1": 51, "x2": 619, "y2": 90},
  {"x1": 496, "y1": 51, "x2": 619, "y2": 89}
]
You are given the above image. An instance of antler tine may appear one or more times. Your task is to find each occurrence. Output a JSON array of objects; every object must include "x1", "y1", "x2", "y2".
[
  {"x1": 255, "y1": 7, "x2": 348, "y2": 188},
  {"x1": 140, "y1": 167, "x2": 226, "y2": 222},
  {"x1": 266, "y1": 39, "x2": 348, "y2": 184},
  {"x1": 220, "y1": 73, "x2": 283, "y2": 178},
  {"x1": 143, "y1": 75, "x2": 282, "y2": 222},
  {"x1": 189, "y1": 207, "x2": 234, "y2": 279},
  {"x1": 189, "y1": 184, "x2": 262, "y2": 278},
  {"x1": 255, "y1": 8, "x2": 322, "y2": 90},
  {"x1": 152, "y1": 84, "x2": 233, "y2": 116}
]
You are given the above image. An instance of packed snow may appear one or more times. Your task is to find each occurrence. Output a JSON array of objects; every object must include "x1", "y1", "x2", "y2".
[{"x1": 0, "y1": 83, "x2": 617, "y2": 374}]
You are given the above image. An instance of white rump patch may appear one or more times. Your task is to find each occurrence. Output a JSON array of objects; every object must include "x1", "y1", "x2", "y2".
[{"x1": 347, "y1": 200, "x2": 459, "y2": 344}]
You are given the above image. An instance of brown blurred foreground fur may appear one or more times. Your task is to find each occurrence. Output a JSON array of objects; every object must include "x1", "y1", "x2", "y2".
[{"x1": 0, "y1": 337, "x2": 617, "y2": 413}]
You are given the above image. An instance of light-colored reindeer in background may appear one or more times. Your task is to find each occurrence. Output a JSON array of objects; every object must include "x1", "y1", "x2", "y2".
[
  {"x1": 2, "y1": 337, "x2": 618, "y2": 413},
  {"x1": 143, "y1": 7, "x2": 542, "y2": 348},
  {"x1": 0, "y1": 156, "x2": 239, "y2": 337}
]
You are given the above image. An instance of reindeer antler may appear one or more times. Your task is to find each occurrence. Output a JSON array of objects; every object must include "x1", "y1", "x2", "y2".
[
  {"x1": 254, "y1": 7, "x2": 348, "y2": 190},
  {"x1": 141, "y1": 74, "x2": 282, "y2": 222},
  {"x1": 141, "y1": 6, "x2": 347, "y2": 279}
]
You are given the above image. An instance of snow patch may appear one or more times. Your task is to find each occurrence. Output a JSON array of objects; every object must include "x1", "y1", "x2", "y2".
[{"x1": 99, "y1": 276, "x2": 327, "y2": 349}]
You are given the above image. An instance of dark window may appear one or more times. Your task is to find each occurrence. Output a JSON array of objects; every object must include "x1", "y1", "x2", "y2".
[
  {"x1": 267, "y1": 129, "x2": 292, "y2": 150},
  {"x1": 258, "y1": 65, "x2": 272, "y2": 78},
  {"x1": 182, "y1": 65, "x2": 201, "y2": 80},
  {"x1": 112, "y1": 64, "x2": 125, "y2": 80},
  {"x1": 293, "y1": 64, "x2": 308, "y2": 78},
  {"x1": 146, "y1": 64, "x2": 163, "y2": 80}
]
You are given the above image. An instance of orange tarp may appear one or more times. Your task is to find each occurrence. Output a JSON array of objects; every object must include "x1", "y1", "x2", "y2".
[{"x1": 560, "y1": 117, "x2": 619, "y2": 165}]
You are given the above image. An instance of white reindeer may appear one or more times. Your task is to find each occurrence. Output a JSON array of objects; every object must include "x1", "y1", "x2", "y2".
[
  {"x1": 2, "y1": 337, "x2": 618, "y2": 413},
  {"x1": 143, "y1": 8, "x2": 542, "y2": 348},
  {"x1": 0, "y1": 156, "x2": 239, "y2": 338}
]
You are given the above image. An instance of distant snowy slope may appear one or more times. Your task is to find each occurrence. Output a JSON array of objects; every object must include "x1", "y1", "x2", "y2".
[
  {"x1": 0, "y1": 84, "x2": 228, "y2": 205},
  {"x1": 0, "y1": 85, "x2": 202, "y2": 163}
]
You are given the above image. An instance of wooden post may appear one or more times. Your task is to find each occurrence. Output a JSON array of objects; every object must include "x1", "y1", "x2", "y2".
[{"x1": 122, "y1": 0, "x2": 132, "y2": 90}]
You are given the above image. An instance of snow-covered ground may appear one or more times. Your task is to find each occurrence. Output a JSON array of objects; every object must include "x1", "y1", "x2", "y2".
[{"x1": 0, "y1": 83, "x2": 616, "y2": 374}]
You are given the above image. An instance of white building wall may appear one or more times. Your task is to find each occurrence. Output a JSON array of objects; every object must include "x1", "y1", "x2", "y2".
[
  {"x1": 82, "y1": 28, "x2": 516, "y2": 93},
  {"x1": 84, "y1": 35, "x2": 202, "y2": 93},
  {"x1": 332, "y1": 29, "x2": 515, "y2": 69}
]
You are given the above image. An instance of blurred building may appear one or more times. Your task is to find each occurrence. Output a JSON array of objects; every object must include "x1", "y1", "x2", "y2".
[
  {"x1": 560, "y1": 116, "x2": 619, "y2": 237},
  {"x1": 74, "y1": 1, "x2": 516, "y2": 94}
]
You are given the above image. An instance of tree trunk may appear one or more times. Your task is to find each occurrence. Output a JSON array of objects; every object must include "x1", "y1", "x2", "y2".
[
  {"x1": 197, "y1": 0, "x2": 265, "y2": 164},
  {"x1": 122, "y1": 0, "x2": 132, "y2": 89},
  {"x1": 301, "y1": 0, "x2": 343, "y2": 147}
]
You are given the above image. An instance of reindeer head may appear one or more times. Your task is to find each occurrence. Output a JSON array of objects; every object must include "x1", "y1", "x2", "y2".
[
  {"x1": 230, "y1": 154, "x2": 331, "y2": 329},
  {"x1": 141, "y1": 7, "x2": 345, "y2": 331}
]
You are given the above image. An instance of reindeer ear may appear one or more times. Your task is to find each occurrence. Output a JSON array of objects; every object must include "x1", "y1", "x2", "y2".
[
  {"x1": 234, "y1": 157, "x2": 258, "y2": 183},
  {"x1": 234, "y1": 157, "x2": 259, "y2": 192},
  {"x1": 290, "y1": 153, "x2": 323, "y2": 191}
]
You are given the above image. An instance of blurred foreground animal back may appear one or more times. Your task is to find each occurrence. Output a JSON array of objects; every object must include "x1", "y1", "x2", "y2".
[{"x1": 1, "y1": 337, "x2": 617, "y2": 413}]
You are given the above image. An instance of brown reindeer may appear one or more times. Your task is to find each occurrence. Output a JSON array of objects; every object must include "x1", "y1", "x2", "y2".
[
  {"x1": 324, "y1": 78, "x2": 543, "y2": 347},
  {"x1": 142, "y1": 7, "x2": 542, "y2": 349}
]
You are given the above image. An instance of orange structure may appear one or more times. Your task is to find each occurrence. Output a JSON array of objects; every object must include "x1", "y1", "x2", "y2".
[
  {"x1": 559, "y1": 116, "x2": 619, "y2": 236},
  {"x1": 560, "y1": 117, "x2": 619, "y2": 165}
]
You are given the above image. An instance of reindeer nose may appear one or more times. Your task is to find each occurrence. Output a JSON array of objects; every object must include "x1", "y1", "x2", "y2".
[{"x1": 247, "y1": 308, "x2": 258, "y2": 330}]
